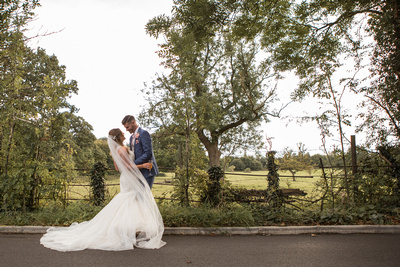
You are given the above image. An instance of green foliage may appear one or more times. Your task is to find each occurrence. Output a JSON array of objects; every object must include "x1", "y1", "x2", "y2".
[
  {"x1": 356, "y1": 146, "x2": 400, "y2": 206},
  {"x1": 0, "y1": 201, "x2": 103, "y2": 226},
  {"x1": 90, "y1": 162, "x2": 107, "y2": 206},
  {"x1": 94, "y1": 138, "x2": 113, "y2": 169},
  {"x1": 279, "y1": 144, "x2": 314, "y2": 180},
  {"x1": 158, "y1": 203, "x2": 255, "y2": 227},
  {"x1": 200, "y1": 166, "x2": 224, "y2": 206},
  {"x1": 265, "y1": 151, "x2": 283, "y2": 208},
  {"x1": 230, "y1": 156, "x2": 264, "y2": 171},
  {"x1": 62, "y1": 113, "x2": 97, "y2": 169},
  {"x1": 1, "y1": 198, "x2": 399, "y2": 227},
  {"x1": 151, "y1": 129, "x2": 208, "y2": 170},
  {"x1": 143, "y1": 0, "x2": 278, "y2": 167},
  {"x1": 168, "y1": 131, "x2": 209, "y2": 206},
  {"x1": 230, "y1": 158, "x2": 246, "y2": 171},
  {"x1": 0, "y1": 1, "x2": 99, "y2": 211},
  {"x1": 41, "y1": 145, "x2": 77, "y2": 206},
  {"x1": 266, "y1": 151, "x2": 279, "y2": 190},
  {"x1": 310, "y1": 206, "x2": 396, "y2": 225},
  {"x1": 0, "y1": 140, "x2": 77, "y2": 211},
  {"x1": 172, "y1": 167, "x2": 209, "y2": 205},
  {"x1": 377, "y1": 145, "x2": 400, "y2": 195},
  {"x1": 152, "y1": 132, "x2": 181, "y2": 170}
]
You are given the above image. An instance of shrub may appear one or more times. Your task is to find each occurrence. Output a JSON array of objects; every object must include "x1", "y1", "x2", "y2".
[
  {"x1": 158, "y1": 203, "x2": 255, "y2": 227},
  {"x1": 90, "y1": 162, "x2": 107, "y2": 206},
  {"x1": 201, "y1": 166, "x2": 224, "y2": 207},
  {"x1": 230, "y1": 158, "x2": 245, "y2": 171}
]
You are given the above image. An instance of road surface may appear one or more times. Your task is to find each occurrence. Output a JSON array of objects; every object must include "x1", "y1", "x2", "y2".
[{"x1": 1, "y1": 233, "x2": 399, "y2": 266}]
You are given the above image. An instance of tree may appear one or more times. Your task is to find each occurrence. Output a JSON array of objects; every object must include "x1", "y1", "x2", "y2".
[
  {"x1": 282, "y1": 0, "x2": 400, "y2": 197},
  {"x1": 221, "y1": 0, "x2": 400, "y2": 198},
  {"x1": 230, "y1": 156, "x2": 263, "y2": 171},
  {"x1": 279, "y1": 148, "x2": 299, "y2": 181},
  {"x1": 143, "y1": 0, "x2": 281, "y2": 167},
  {"x1": 279, "y1": 143, "x2": 313, "y2": 181},
  {"x1": 151, "y1": 127, "x2": 208, "y2": 170},
  {"x1": 0, "y1": 44, "x2": 81, "y2": 210},
  {"x1": 94, "y1": 138, "x2": 113, "y2": 169},
  {"x1": 230, "y1": 158, "x2": 246, "y2": 172},
  {"x1": 257, "y1": 0, "x2": 400, "y2": 146},
  {"x1": 0, "y1": 0, "x2": 96, "y2": 210},
  {"x1": 62, "y1": 112, "x2": 97, "y2": 169}
]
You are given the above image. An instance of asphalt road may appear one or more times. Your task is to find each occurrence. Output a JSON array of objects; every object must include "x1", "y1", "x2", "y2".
[{"x1": 1, "y1": 233, "x2": 400, "y2": 267}]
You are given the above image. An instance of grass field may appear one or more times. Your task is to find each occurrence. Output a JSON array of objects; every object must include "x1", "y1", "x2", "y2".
[{"x1": 67, "y1": 170, "x2": 323, "y2": 201}]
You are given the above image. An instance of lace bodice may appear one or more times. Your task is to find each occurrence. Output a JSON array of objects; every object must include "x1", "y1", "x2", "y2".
[{"x1": 128, "y1": 150, "x2": 135, "y2": 161}]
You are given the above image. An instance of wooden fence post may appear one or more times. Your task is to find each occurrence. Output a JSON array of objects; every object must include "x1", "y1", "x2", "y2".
[
  {"x1": 351, "y1": 135, "x2": 359, "y2": 198},
  {"x1": 319, "y1": 158, "x2": 328, "y2": 210}
]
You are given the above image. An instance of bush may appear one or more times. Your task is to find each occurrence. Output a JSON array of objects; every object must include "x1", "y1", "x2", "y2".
[
  {"x1": 201, "y1": 166, "x2": 224, "y2": 207},
  {"x1": 230, "y1": 157, "x2": 264, "y2": 171},
  {"x1": 158, "y1": 203, "x2": 255, "y2": 227},
  {"x1": 0, "y1": 201, "x2": 104, "y2": 226},
  {"x1": 90, "y1": 162, "x2": 107, "y2": 206},
  {"x1": 230, "y1": 158, "x2": 246, "y2": 171},
  {"x1": 227, "y1": 165, "x2": 235, "y2": 172},
  {"x1": 173, "y1": 167, "x2": 209, "y2": 205},
  {"x1": 1, "y1": 200, "x2": 399, "y2": 227}
]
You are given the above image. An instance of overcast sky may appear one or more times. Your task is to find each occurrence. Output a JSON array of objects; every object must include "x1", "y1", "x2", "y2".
[{"x1": 27, "y1": 0, "x2": 363, "y2": 156}]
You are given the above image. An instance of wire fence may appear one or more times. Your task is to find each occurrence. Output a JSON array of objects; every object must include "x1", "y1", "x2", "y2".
[
  {"x1": 63, "y1": 168, "x2": 324, "y2": 203},
  {"x1": 61, "y1": 159, "x2": 397, "y2": 205}
]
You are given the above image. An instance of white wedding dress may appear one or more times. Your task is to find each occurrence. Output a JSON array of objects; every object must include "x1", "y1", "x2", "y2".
[{"x1": 40, "y1": 137, "x2": 166, "y2": 252}]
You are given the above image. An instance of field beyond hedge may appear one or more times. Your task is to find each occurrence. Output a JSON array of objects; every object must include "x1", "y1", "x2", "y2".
[{"x1": 67, "y1": 170, "x2": 322, "y2": 202}]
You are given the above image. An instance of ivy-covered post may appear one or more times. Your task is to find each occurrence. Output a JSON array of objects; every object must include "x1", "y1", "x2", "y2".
[
  {"x1": 266, "y1": 151, "x2": 281, "y2": 207},
  {"x1": 90, "y1": 162, "x2": 107, "y2": 206},
  {"x1": 267, "y1": 151, "x2": 279, "y2": 189},
  {"x1": 203, "y1": 166, "x2": 224, "y2": 207},
  {"x1": 378, "y1": 145, "x2": 400, "y2": 198}
]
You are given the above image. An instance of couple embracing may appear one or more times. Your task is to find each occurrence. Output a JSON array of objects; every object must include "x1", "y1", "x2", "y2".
[
  {"x1": 40, "y1": 115, "x2": 165, "y2": 252},
  {"x1": 122, "y1": 115, "x2": 159, "y2": 188}
]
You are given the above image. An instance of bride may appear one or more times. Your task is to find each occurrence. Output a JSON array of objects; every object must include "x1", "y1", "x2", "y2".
[{"x1": 40, "y1": 128, "x2": 166, "y2": 252}]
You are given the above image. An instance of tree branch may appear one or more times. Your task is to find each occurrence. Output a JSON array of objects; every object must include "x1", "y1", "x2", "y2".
[
  {"x1": 316, "y1": 8, "x2": 383, "y2": 32},
  {"x1": 365, "y1": 94, "x2": 400, "y2": 138}
]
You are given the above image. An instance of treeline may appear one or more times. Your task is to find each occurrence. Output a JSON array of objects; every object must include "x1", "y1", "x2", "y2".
[
  {"x1": 152, "y1": 136, "x2": 358, "y2": 173},
  {"x1": 2, "y1": 0, "x2": 400, "y2": 212},
  {"x1": 200, "y1": 151, "x2": 354, "y2": 173},
  {"x1": 0, "y1": 2, "x2": 113, "y2": 210}
]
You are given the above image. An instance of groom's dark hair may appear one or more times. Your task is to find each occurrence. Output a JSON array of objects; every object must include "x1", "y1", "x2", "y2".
[{"x1": 122, "y1": 115, "x2": 135, "y2": 125}]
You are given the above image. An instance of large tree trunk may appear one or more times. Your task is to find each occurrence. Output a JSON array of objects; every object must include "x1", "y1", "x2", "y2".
[
  {"x1": 207, "y1": 143, "x2": 221, "y2": 167},
  {"x1": 196, "y1": 129, "x2": 221, "y2": 167}
]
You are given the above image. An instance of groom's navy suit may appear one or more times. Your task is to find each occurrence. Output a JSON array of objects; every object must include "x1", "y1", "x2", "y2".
[{"x1": 130, "y1": 127, "x2": 159, "y2": 188}]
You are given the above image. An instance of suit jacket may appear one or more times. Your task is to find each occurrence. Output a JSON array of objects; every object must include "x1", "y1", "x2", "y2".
[{"x1": 130, "y1": 127, "x2": 159, "y2": 179}]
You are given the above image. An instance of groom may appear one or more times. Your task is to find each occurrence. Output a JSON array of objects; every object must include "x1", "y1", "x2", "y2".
[{"x1": 122, "y1": 115, "x2": 159, "y2": 188}]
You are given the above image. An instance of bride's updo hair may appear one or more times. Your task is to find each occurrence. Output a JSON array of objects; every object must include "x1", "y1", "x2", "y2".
[{"x1": 108, "y1": 128, "x2": 124, "y2": 145}]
